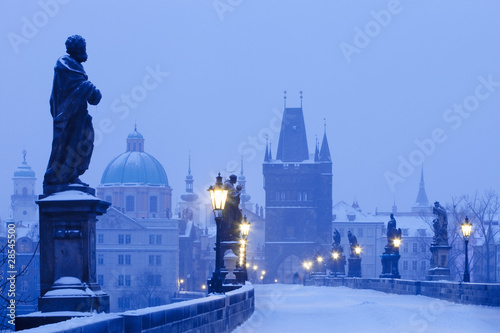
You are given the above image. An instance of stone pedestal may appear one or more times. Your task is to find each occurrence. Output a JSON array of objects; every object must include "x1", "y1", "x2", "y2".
[
  {"x1": 329, "y1": 255, "x2": 346, "y2": 277},
  {"x1": 380, "y1": 253, "x2": 401, "y2": 279},
  {"x1": 427, "y1": 245, "x2": 452, "y2": 281},
  {"x1": 347, "y1": 258, "x2": 362, "y2": 277},
  {"x1": 37, "y1": 187, "x2": 110, "y2": 312}
]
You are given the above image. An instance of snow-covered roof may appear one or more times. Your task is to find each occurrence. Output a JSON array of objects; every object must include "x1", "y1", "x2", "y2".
[{"x1": 332, "y1": 201, "x2": 384, "y2": 223}]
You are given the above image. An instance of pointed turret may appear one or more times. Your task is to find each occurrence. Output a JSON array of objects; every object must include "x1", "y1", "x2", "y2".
[
  {"x1": 238, "y1": 157, "x2": 251, "y2": 207},
  {"x1": 319, "y1": 122, "x2": 331, "y2": 162},
  {"x1": 264, "y1": 138, "x2": 270, "y2": 162},
  {"x1": 276, "y1": 98, "x2": 309, "y2": 162},
  {"x1": 180, "y1": 154, "x2": 198, "y2": 203},
  {"x1": 412, "y1": 168, "x2": 431, "y2": 213},
  {"x1": 268, "y1": 140, "x2": 273, "y2": 161},
  {"x1": 314, "y1": 136, "x2": 320, "y2": 162}
]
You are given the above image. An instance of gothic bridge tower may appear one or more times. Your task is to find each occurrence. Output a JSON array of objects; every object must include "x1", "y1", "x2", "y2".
[{"x1": 263, "y1": 93, "x2": 332, "y2": 283}]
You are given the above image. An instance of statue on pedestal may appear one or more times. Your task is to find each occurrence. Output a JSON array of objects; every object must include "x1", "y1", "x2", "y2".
[
  {"x1": 347, "y1": 230, "x2": 359, "y2": 258},
  {"x1": 44, "y1": 35, "x2": 102, "y2": 193},
  {"x1": 221, "y1": 174, "x2": 243, "y2": 242},
  {"x1": 385, "y1": 213, "x2": 402, "y2": 254},
  {"x1": 432, "y1": 201, "x2": 448, "y2": 245}
]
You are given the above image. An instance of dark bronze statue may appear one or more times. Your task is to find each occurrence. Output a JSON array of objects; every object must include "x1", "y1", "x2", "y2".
[
  {"x1": 44, "y1": 35, "x2": 102, "y2": 192},
  {"x1": 385, "y1": 213, "x2": 402, "y2": 254},
  {"x1": 332, "y1": 229, "x2": 341, "y2": 248},
  {"x1": 347, "y1": 230, "x2": 360, "y2": 258},
  {"x1": 221, "y1": 175, "x2": 243, "y2": 241},
  {"x1": 432, "y1": 201, "x2": 448, "y2": 245}
]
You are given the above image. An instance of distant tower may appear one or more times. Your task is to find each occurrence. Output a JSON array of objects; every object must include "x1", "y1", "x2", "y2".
[
  {"x1": 238, "y1": 157, "x2": 251, "y2": 208},
  {"x1": 263, "y1": 93, "x2": 332, "y2": 283},
  {"x1": 412, "y1": 168, "x2": 432, "y2": 213},
  {"x1": 11, "y1": 149, "x2": 38, "y2": 224},
  {"x1": 179, "y1": 154, "x2": 200, "y2": 223}
]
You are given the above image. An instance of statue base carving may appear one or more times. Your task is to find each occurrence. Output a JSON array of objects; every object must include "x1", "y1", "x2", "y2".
[
  {"x1": 347, "y1": 258, "x2": 362, "y2": 277},
  {"x1": 379, "y1": 253, "x2": 401, "y2": 279},
  {"x1": 18, "y1": 188, "x2": 110, "y2": 330},
  {"x1": 426, "y1": 245, "x2": 452, "y2": 281},
  {"x1": 37, "y1": 189, "x2": 110, "y2": 312}
]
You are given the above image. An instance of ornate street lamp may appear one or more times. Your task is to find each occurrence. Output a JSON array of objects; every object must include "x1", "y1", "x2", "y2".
[
  {"x1": 207, "y1": 173, "x2": 228, "y2": 293},
  {"x1": 461, "y1": 216, "x2": 473, "y2": 283},
  {"x1": 354, "y1": 246, "x2": 362, "y2": 256},
  {"x1": 240, "y1": 215, "x2": 250, "y2": 281}
]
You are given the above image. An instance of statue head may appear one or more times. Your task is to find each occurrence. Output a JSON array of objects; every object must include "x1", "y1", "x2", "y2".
[
  {"x1": 229, "y1": 174, "x2": 237, "y2": 184},
  {"x1": 65, "y1": 35, "x2": 88, "y2": 63},
  {"x1": 390, "y1": 213, "x2": 394, "y2": 219},
  {"x1": 434, "y1": 201, "x2": 440, "y2": 207}
]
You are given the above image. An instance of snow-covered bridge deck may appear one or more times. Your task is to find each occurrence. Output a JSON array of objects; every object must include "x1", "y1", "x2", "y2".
[{"x1": 234, "y1": 284, "x2": 500, "y2": 333}]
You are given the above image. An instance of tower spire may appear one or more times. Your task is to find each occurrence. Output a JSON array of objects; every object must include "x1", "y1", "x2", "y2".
[
  {"x1": 413, "y1": 167, "x2": 430, "y2": 211},
  {"x1": 319, "y1": 119, "x2": 331, "y2": 162},
  {"x1": 300, "y1": 91, "x2": 303, "y2": 108},
  {"x1": 284, "y1": 90, "x2": 287, "y2": 109},
  {"x1": 264, "y1": 136, "x2": 270, "y2": 162}
]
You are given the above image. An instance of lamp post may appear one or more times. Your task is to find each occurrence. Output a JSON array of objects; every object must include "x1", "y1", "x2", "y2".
[
  {"x1": 240, "y1": 215, "x2": 250, "y2": 282},
  {"x1": 461, "y1": 216, "x2": 473, "y2": 283},
  {"x1": 207, "y1": 173, "x2": 228, "y2": 293}
]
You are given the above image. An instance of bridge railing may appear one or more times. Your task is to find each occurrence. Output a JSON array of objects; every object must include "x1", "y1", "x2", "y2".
[
  {"x1": 307, "y1": 276, "x2": 500, "y2": 307},
  {"x1": 18, "y1": 284, "x2": 254, "y2": 332}
]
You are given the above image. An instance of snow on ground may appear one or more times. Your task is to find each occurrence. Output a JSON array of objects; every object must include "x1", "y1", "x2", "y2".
[{"x1": 234, "y1": 284, "x2": 500, "y2": 333}]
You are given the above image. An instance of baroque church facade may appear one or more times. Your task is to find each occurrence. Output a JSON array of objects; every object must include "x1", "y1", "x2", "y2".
[
  {"x1": 95, "y1": 128, "x2": 179, "y2": 311},
  {"x1": 263, "y1": 97, "x2": 333, "y2": 283}
]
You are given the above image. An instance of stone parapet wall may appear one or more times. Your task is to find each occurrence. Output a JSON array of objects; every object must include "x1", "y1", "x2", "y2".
[
  {"x1": 18, "y1": 285, "x2": 254, "y2": 332},
  {"x1": 307, "y1": 277, "x2": 500, "y2": 307}
]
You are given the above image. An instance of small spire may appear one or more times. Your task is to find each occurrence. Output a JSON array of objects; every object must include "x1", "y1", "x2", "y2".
[
  {"x1": 264, "y1": 136, "x2": 270, "y2": 162},
  {"x1": 300, "y1": 91, "x2": 303, "y2": 108},
  {"x1": 323, "y1": 118, "x2": 327, "y2": 133},
  {"x1": 240, "y1": 156, "x2": 244, "y2": 176},
  {"x1": 22, "y1": 149, "x2": 27, "y2": 163},
  {"x1": 188, "y1": 151, "x2": 191, "y2": 175},
  {"x1": 314, "y1": 135, "x2": 319, "y2": 162},
  {"x1": 284, "y1": 90, "x2": 287, "y2": 109},
  {"x1": 134, "y1": 122, "x2": 137, "y2": 132},
  {"x1": 268, "y1": 139, "x2": 272, "y2": 160}
]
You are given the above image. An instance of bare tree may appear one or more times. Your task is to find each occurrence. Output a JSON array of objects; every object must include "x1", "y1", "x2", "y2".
[
  {"x1": 447, "y1": 190, "x2": 500, "y2": 282},
  {"x1": 0, "y1": 240, "x2": 39, "y2": 331}
]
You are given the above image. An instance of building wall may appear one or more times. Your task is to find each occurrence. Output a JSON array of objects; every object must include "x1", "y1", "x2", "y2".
[{"x1": 96, "y1": 211, "x2": 179, "y2": 312}]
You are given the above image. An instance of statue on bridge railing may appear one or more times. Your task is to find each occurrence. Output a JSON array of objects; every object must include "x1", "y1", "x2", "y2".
[
  {"x1": 432, "y1": 201, "x2": 448, "y2": 246},
  {"x1": 221, "y1": 174, "x2": 243, "y2": 242},
  {"x1": 385, "y1": 213, "x2": 402, "y2": 254},
  {"x1": 347, "y1": 231, "x2": 360, "y2": 258},
  {"x1": 44, "y1": 35, "x2": 102, "y2": 194}
]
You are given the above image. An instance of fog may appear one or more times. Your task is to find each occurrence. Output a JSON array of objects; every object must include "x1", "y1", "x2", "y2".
[{"x1": 1, "y1": 0, "x2": 500, "y2": 218}]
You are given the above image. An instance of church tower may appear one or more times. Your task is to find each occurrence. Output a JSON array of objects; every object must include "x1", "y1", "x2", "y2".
[
  {"x1": 263, "y1": 93, "x2": 332, "y2": 283},
  {"x1": 412, "y1": 168, "x2": 432, "y2": 213},
  {"x1": 11, "y1": 150, "x2": 38, "y2": 224}
]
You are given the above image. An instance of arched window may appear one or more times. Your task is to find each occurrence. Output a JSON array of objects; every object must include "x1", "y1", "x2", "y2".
[
  {"x1": 22, "y1": 187, "x2": 28, "y2": 196},
  {"x1": 126, "y1": 196, "x2": 135, "y2": 212},
  {"x1": 150, "y1": 196, "x2": 158, "y2": 213}
]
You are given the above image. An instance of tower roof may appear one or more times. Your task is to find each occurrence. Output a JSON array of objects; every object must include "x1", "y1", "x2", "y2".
[
  {"x1": 276, "y1": 107, "x2": 309, "y2": 162},
  {"x1": 100, "y1": 129, "x2": 168, "y2": 186},
  {"x1": 414, "y1": 168, "x2": 430, "y2": 208},
  {"x1": 319, "y1": 128, "x2": 331, "y2": 162},
  {"x1": 14, "y1": 150, "x2": 35, "y2": 178}
]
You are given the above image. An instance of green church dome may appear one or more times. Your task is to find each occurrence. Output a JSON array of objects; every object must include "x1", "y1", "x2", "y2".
[{"x1": 100, "y1": 128, "x2": 168, "y2": 186}]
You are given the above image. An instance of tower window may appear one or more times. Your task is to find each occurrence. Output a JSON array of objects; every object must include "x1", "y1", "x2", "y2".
[
  {"x1": 23, "y1": 210, "x2": 27, "y2": 216},
  {"x1": 126, "y1": 196, "x2": 135, "y2": 212},
  {"x1": 22, "y1": 187, "x2": 28, "y2": 196}
]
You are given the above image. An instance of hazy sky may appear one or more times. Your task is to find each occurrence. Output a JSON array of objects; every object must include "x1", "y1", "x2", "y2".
[{"x1": 1, "y1": 1, "x2": 500, "y2": 219}]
